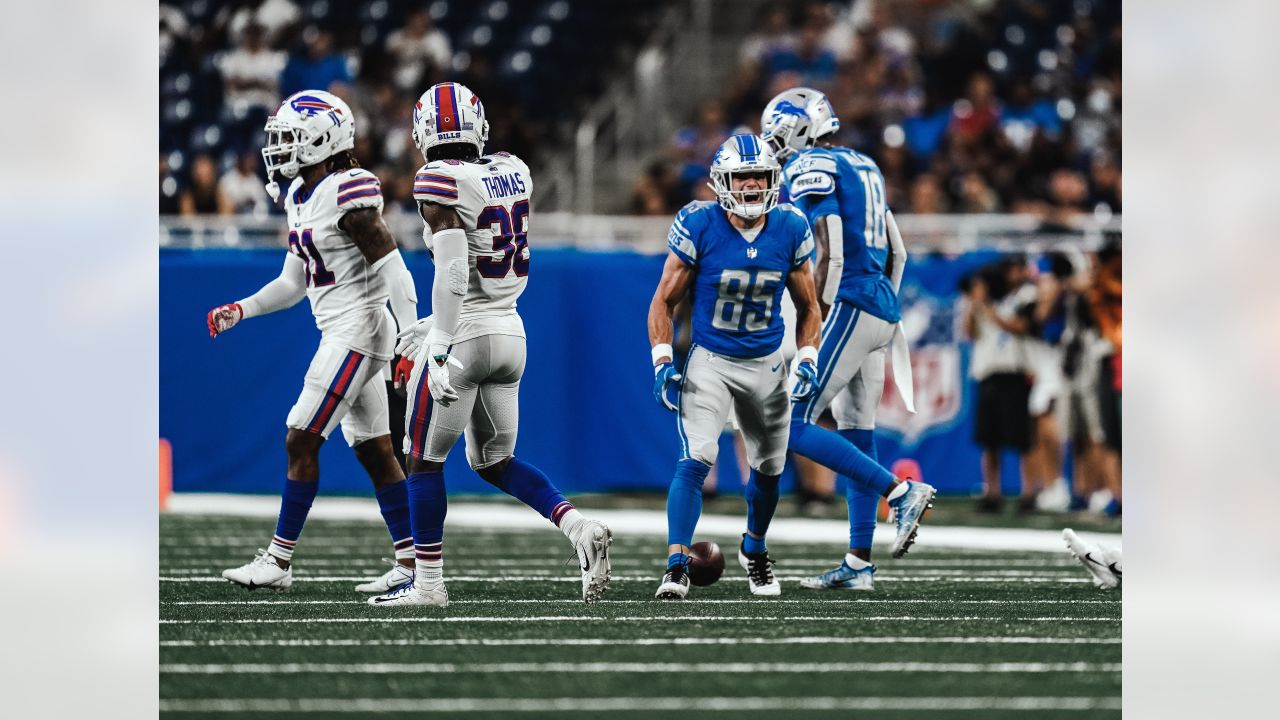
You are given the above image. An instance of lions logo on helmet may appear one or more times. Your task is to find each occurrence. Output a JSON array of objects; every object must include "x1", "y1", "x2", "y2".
[
  {"x1": 261, "y1": 89, "x2": 356, "y2": 200},
  {"x1": 707, "y1": 134, "x2": 781, "y2": 220},
  {"x1": 412, "y1": 82, "x2": 490, "y2": 162},
  {"x1": 760, "y1": 87, "x2": 841, "y2": 160}
]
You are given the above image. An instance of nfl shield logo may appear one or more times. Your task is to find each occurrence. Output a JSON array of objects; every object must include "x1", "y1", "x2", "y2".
[{"x1": 746, "y1": 247, "x2": 758, "y2": 259}]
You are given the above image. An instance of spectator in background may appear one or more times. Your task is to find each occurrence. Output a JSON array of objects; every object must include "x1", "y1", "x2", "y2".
[
  {"x1": 958, "y1": 171, "x2": 1001, "y2": 213},
  {"x1": 179, "y1": 154, "x2": 229, "y2": 215},
  {"x1": 909, "y1": 174, "x2": 947, "y2": 214},
  {"x1": 949, "y1": 72, "x2": 1001, "y2": 147},
  {"x1": 962, "y1": 259, "x2": 1038, "y2": 514},
  {"x1": 1089, "y1": 150, "x2": 1122, "y2": 215},
  {"x1": 631, "y1": 161, "x2": 680, "y2": 216},
  {"x1": 218, "y1": 24, "x2": 286, "y2": 118},
  {"x1": 763, "y1": 21, "x2": 837, "y2": 88},
  {"x1": 279, "y1": 28, "x2": 351, "y2": 98},
  {"x1": 219, "y1": 152, "x2": 267, "y2": 216},
  {"x1": 386, "y1": 8, "x2": 452, "y2": 92},
  {"x1": 672, "y1": 101, "x2": 731, "y2": 197},
  {"x1": 1090, "y1": 240, "x2": 1122, "y2": 516},
  {"x1": 739, "y1": 5, "x2": 795, "y2": 68},
  {"x1": 224, "y1": 0, "x2": 301, "y2": 46}
]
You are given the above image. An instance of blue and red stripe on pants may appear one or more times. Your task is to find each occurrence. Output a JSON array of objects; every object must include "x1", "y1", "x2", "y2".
[{"x1": 306, "y1": 350, "x2": 364, "y2": 433}]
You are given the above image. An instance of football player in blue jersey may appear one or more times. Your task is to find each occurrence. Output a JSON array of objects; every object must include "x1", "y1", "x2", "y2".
[
  {"x1": 761, "y1": 88, "x2": 938, "y2": 591},
  {"x1": 648, "y1": 134, "x2": 821, "y2": 599}
]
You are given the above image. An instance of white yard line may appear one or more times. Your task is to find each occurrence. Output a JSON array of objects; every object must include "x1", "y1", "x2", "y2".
[
  {"x1": 164, "y1": 597, "x2": 1118, "y2": 607},
  {"x1": 167, "y1": 493, "x2": 1122, "y2": 553},
  {"x1": 160, "y1": 635, "x2": 1120, "y2": 648},
  {"x1": 160, "y1": 558, "x2": 1080, "y2": 568},
  {"x1": 160, "y1": 661, "x2": 1120, "y2": 675},
  {"x1": 160, "y1": 615, "x2": 1119, "y2": 625},
  {"x1": 158, "y1": 696, "x2": 1122, "y2": 713},
  {"x1": 160, "y1": 574, "x2": 1091, "y2": 583}
]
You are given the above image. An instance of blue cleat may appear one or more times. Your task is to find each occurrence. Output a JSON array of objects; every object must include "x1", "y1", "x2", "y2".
[
  {"x1": 888, "y1": 481, "x2": 937, "y2": 558},
  {"x1": 799, "y1": 560, "x2": 876, "y2": 591}
]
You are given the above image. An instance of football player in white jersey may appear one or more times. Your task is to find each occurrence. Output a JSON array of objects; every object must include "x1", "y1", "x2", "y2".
[
  {"x1": 207, "y1": 90, "x2": 421, "y2": 593},
  {"x1": 369, "y1": 82, "x2": 612, "y2": 607}
]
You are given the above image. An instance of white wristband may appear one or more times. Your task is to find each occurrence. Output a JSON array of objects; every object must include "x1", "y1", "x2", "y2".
[
  {"x1": 651, "y1": 343, "x2": 674, "y2": 366},
  {"x1": 796, "y1": 346, "x2": 818, "y2": 365}
]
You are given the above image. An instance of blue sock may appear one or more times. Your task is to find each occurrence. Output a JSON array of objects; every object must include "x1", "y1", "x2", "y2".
[
  {"x1": 494, "y1": 456, "x2": 575, "y2": 525},
  {"x1": 789, "y1": 418, "x2": 896, "y2": 496},
  {"x1": 667, "y1": 458, "x2": 710, "y2": 547},
  {"x1": 667, "y1": 552, "x2": 690, "y2": 570},
  {"x1": 268, "y1": 478, "x2": 318, "y2": 560},
  {"x1": 840, "y1": 429, "x2": 880, "y2": 551},
  {"x1": 406, "y1": 471, "x2": 447, "y2": 570},
  {"x1": 744, "y1": 470, "x2": 780, "y2": 554},
  {"x1": 374, "y1": 481, "x2": 413, "y2": 557}
]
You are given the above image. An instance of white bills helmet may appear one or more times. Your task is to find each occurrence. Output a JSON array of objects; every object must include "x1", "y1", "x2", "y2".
[
  {"x1": 261, "y1": 90, "x2": 355, "y2": 198},
  {"x1": 760, "y1": 87, "x2": 841, "y2": 159},
  {"x1": 412, "y1": 82, "x2": 489, "y2": 161},
  {"x1": 708, "y1": 134, "x2": 781, "y2": 220}
]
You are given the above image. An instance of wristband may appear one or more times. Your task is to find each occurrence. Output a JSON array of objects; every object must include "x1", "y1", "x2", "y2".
[
  {"x1": 796, "y1": 345, "x2": 818, "y2": 365},
  {"x1": 651, "y1": 343, "x2": 674, "y2": 366}
]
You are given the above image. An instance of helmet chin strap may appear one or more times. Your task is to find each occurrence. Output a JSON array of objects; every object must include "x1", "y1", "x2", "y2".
[{"x1": 264, "y1": 181, "x2": 281, "y2": 202}]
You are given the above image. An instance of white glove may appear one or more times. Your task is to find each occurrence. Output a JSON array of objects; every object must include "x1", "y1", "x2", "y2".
[
  {"x1": 395, "y1": 316, "x2": 434, "y2": 360},
  {"x1": 423, "y1": 327, "x2": 463, "y2": 405}
]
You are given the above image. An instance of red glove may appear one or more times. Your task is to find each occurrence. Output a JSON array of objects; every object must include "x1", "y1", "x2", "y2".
[
  {"x1": 207, "y1": 303, "x2": 243, "y2": 338},
  {"x1": 393, "y1": 355, "x2": 414, "y2": 390}
]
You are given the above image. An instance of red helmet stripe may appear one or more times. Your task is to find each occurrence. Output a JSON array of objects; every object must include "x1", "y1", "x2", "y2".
[{"x1": 435, "y1": 83, "x2": 459, "y2": 134}]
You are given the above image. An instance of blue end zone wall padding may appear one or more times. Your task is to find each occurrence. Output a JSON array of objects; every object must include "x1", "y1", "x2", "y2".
[{"x1": 161, "y1": 248, "x2": 1028, "y2": 498}]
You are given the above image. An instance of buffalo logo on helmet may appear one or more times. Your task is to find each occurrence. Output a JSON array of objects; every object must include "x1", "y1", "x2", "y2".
[{"x1": 288, "y1": 94, "x2": 343, "y2": 117}]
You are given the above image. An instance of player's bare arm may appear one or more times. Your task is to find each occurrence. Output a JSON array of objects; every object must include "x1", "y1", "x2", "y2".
[
  {"x1": 419, "y1": 200, "x2": 465, "y2": 234},
  {"x1": 786, "y1": 259, "x2": 822, "y2": 350},
  {"x1": 810, "y1": 214, "x2": 842, "y2": 319},
  {"x1": 647, "y1": 252, "x2": 694, "y2": 363},
  {"x1": 339, "y1": 206, "x2": 398, "y2": 265}
]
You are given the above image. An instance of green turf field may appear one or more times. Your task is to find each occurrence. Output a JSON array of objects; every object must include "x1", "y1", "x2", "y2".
[{"x1": 160, "y1": 509, "x2": 1121, "y2": 718}]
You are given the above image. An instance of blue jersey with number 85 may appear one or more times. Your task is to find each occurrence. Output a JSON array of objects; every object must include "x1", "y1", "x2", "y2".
[{"x1": 667, "y1": 201, "x2": 814, "y2": 359}]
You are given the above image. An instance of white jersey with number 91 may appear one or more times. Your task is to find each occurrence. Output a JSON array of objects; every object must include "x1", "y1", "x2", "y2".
[{"x1": 413, "y1": 152, "x2": 531, "y2": 343}]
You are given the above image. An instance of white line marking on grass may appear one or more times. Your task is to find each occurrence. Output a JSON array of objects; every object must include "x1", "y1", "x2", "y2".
[
  {"x1": 160, "y1": 615, "x2": 1120, "y2": 625},
  {"x1": 160, "y1": 574, "x2": 1092, "y2": 584},
  {"x1": 167, "y1": 494, "x2": 1121, "y2": 553},
  {"x1": 161, "y1": 661, "x2": 1120, "y2": 675},
  {"x1": 158, "y1": 696, "x2": 1122, "y2": 713},
  {"x1": 164, "y1": 598, "x2": 1119, "y2": 607},
  {"x1": 160, "y1": 635, "x2": 1120, "y2": 648}
]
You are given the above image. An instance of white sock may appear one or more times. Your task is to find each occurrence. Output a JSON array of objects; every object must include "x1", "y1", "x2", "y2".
[
  {"x1": 886, "y1": 482, "x2": 910, "y2": 503},
  {"x1": 268, "y1": 535, "x2": 296, "y2": 563},
  {"x1": 844, "y1": 553, "x2": 872, "y2": 570},
  {"x1": 393, "y1": 537, "x2": 415, "y2": 563},
  {"x1": 415, "y1": 561, "x2": 443, "y2": 587},
  {"x1": 558, "y1": 508, "x2": 585, "y2": 539}
]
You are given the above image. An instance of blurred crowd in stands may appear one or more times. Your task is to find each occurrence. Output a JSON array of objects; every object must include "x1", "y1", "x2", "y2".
[
  {"x1": 632, "y1": 0, "x2": 1120, "y2": 220},
  {"x1": 956, "y1": 240, "x2": 1122, "y2": 517},
  {"x1": 160, "y1": 0, "x2": 657, "y2": 216}
]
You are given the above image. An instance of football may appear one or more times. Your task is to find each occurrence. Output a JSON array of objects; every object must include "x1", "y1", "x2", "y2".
[{"x1": 688, "y1": 541, "x2": 725, "y2": 586}]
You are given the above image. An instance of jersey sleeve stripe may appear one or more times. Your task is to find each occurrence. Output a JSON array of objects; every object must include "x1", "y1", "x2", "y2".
[
  {"x1": 414, "y1": 186, "x2": 460, "y2": 200},
  {"x1": 338, "y1": 177, "x2": 379, "y2": 192},
  {"x1": 415, "y1": 173, "x2": 458, "y2": 186},
  {"x1": 338, "y1": 187, "x2": 382, "y2": 204},
  {"x1": 794, "y1": 235, "x2": 815, "y2": 265},
  {"x1": 414, "y1": 181, "x2": 459, "y2": 193}
]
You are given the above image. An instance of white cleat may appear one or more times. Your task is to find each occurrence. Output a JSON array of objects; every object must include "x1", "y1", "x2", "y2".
[
  {"x1": 737, "y1": 540, "x2": 781, "y2": 596},
  {"x1": 367, "y1": 579, "x2": 449, "y2": 607},
  {"x1": 655, "y1": 565, "x2": 690, "y2": 600},
  {"x1": 1063, "y1": 528, "x2": 1122, "y2": 589},
  {"x1": 798, "y1": 560, "x2": 876, "y2": 591},
  {"x1": 354, "y1": 561, "x2": 415, "y2": 593},
  {"x1": 222, "y1": 549, "x2": 292, "y2": 591},
  {"x1": 888, "y1": 481, "x2": 937, "y2": 558},
  {"x1": 571, "y1": 519, "x2": 613, "y2": 603}
]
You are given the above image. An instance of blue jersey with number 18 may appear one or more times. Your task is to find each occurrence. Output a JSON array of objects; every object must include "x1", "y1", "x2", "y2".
[
  {"x1": 782, "y1": 146, "x2": 900, "y2": 323},
  {"x1": 667, "y1": 201, "x2": 814, "y2": 359}
]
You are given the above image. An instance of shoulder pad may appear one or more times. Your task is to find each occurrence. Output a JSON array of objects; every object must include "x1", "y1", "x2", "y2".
[
  {"x1": 789, "y1": 148, "x2": 838, "y2": 177},
  {"x1": 788, "y1": 170, "x2": 836, "y2": 198},
  {"x1": 669, "y1": 201, "x2": 716, "y2": 266},
  {"x1": 335, "y1": 168, "x2": 382, "y2": 212},
  {"x1": 487, "y1": 151, "x2": 529, "y2": 172},
  {"x1": 414, "y1": 162, "x2": 463, "y2": 205}
]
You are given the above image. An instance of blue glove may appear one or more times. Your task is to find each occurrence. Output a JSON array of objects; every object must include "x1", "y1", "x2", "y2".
[
  {"x1": 653, "y1": 361, "x2": 683, "y2": 411},
  {"x1": 790, "y1": 359, "x2": 819, "y2": 402}
]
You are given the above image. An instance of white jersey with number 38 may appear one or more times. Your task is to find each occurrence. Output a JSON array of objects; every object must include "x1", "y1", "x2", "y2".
[
  {"x1": 283, "y1": 167, "x2": 395, "y2": 360},
  {"x1": 413, "y1": 153, "x2": 530, "y2": 343}
]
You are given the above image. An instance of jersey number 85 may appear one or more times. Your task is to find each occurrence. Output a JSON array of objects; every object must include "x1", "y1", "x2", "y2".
[{"x1": 712, "y1": 269, "x2": 782, "y2": 333}]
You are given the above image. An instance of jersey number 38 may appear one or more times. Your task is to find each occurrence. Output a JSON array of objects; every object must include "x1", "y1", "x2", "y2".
[{"x1": 476, "y1": 200, "x2": 530, "y2": 279}]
